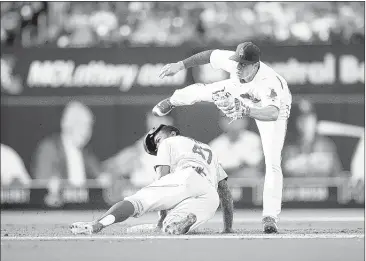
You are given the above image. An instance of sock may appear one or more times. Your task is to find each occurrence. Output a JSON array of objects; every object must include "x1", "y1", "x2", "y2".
[{"x1": 97, "y1": 200, "x2": 135, "y2": 227}]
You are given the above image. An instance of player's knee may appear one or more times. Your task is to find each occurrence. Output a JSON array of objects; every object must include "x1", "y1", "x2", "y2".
[
  {"x1": 162, "y1": 221, "x2": 186, "y2": 235},
  {"x1": 162, "y1": 222, "x2": 185, "y2": 235},
  {"x1": 123, "y1": 198, "x2": 143, "y2": 218},
  {"x1": 172, "y1": 85, "x2": 202, "y2": 105},
  {"x1": 162, "y1": 213, "x2": 197, "y2": 235},
  {"x1": 265, "y1": 157, "x2": 281, "y2": 169},
  {"x1": 272, "y1": 163, "x2": 282, "y2": 173},
  {"x1": 264, "y1": 161, "x2": 282, "y2": 176}
]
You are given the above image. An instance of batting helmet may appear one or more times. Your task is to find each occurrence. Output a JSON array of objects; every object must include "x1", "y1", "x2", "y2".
[{"x1": 143, "y1": 124, "x2": 180, "y2": 156}]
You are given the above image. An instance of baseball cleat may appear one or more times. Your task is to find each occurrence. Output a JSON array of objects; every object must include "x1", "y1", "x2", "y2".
[
  {"x1": 70, "y1": 221, "x2": 103, "y2": 235},
  {"x1": 152, "y1": 98, "x2": 175, "y2": 116},
  {"x1": 262, "y1": 216, "x2": 278, "y2": 234},
  {"x1": 164, "y1": 213, "x2": 197, "y2": 235}
]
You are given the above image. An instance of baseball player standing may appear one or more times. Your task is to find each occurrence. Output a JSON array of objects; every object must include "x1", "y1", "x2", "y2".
[{"x1": 153, "y1": 42, "x2": 292, "y2": 233}]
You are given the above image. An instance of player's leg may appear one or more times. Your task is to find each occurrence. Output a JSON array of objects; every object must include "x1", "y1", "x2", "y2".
[
  {"x1": 255, "y1": 118, "x2": 288, "y2": 233},
  {"x1": 70, "y1": 200, "x2": 135, "y2": 235},
  {"x1": 70, "y1": 168, "x2": 207, "y2": 235},
  {"x1": 152, "y1": 80, "x2": 230, "y2": 116},
  {"x1": 162, "y1": 186, "x2": 220, "y2": 234}
]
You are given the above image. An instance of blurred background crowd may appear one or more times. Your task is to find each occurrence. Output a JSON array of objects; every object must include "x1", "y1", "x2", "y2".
[{"x1": 1, "y1": 1, "x2": 365, "y2": 47}]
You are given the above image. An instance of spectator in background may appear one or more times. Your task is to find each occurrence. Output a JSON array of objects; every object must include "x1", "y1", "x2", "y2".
[
  {"x1": 103, "y1": 112, "x2": 174, "y2": 188},
  {"x1": 32, "y1": 101, "x2": 110, "y2": 206},
  {"x1": 209, "y1": 117, "x2": 263, "y2": 178},
  {"x1": 1, "y1": 143, "x2": 31, "y2": 186},
  {"x1": 282, "y1": 99, "x2": 342, "y2": 177}
]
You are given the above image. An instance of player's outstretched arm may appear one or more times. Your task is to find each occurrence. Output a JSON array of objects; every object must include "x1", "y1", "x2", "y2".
[
  {"x1": 159, "y1": 50, "x2": 214, "y2": 78},
  {"x1": 217, "y1": 178, "x2": 234, "y2": 233}
]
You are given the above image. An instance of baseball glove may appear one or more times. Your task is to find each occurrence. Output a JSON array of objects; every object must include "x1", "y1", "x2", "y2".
[{"x1": 212, "y1": 89, "x2": 250, "y2": 123}]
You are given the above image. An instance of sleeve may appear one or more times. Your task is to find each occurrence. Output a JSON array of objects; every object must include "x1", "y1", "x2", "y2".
[
  {"x1": 210, "y1": 50, "x2": 236, "y2": 72},
  {"x1": 256, "y1": 78, "x2": 281, "y2": 109},
  {"x1": 154, "y1": 140, "x2": 172, "y2": 168}
]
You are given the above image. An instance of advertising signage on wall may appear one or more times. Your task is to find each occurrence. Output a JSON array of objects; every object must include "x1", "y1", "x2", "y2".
[
  {"x1": 1, "y1": 45, "x2": 364, "y2": 97},
  {"x1": 1, "y1": 47, "x2": 189, "y2": 96}
]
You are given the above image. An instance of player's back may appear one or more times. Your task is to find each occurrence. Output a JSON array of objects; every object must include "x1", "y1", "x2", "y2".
[{"x1": 161, "y1": 136, "x2": 221, "y2": 188}]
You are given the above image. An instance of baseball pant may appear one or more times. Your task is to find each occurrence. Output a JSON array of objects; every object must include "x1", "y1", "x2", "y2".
[
  {"x1": 124, "y1": 167, "x2": 219, "y2": 231},
  {"x1": 169, "y1": 81, "x2": 230, "y2": 105},
  {"x1": 255, "y1": 118, "x2": 288, "y2": 221}
]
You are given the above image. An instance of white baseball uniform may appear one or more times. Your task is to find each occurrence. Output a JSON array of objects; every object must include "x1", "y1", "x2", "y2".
[
  {"x1": 125, "y1": 135, "x2": 227, "y2": 232},
  {"x1": 169, "y1": 50, "x2": 292, "y2": 220}
]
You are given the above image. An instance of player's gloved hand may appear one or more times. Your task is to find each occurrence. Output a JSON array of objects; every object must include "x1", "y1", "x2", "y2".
[
  {"x1": 213, "y1": 89, "x2": 251, "y2": 122},
  {"x1": 225, "y1": 99, "x2": 251, "y2": 121},
  {"x1": 159, "y1": 62, "x2": 184, "y2": 78},
  {"x1": 212, "y1": 89, "x2": 236, "y2": 112}
]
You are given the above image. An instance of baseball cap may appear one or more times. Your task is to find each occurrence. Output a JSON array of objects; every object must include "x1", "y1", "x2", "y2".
[{"x1": 229, "y1": 42, "x2": 261, "y2": 64}]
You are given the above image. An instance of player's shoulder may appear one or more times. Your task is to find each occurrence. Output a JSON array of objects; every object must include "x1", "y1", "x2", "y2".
[
  {"x1": 211, "y1": 49, "x2": 236, "y2": 62},
  {"x1": 258, "y1": 62, "x2": 286, "y2": 83},
  {"x1": 163, "y1": 135, "x2": 190, "y2": 146},
  {"x1": 257, "y1": 62, "x2": 277, "y2": 79},
  {"x1": 213, "y1": 49, "x2": 236, "y2": 56}
]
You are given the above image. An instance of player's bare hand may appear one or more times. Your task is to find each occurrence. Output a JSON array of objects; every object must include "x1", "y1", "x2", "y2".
[{"x1": 159, "y1": 62, "x2": 184, "y2": 78}]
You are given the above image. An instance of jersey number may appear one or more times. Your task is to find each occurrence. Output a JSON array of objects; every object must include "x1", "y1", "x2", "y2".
[{"x1": 192, "y1": 144, "x2": 212, "y2": 164}]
